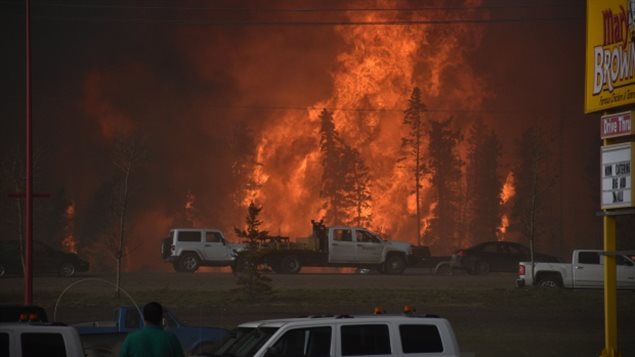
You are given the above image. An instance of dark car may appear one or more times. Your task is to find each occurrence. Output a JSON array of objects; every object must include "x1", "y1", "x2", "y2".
[
  {"x1": 452, "y1": 241, "x2": 559, "y2": 274},
  {"x1": 0, "y1": 240, "x2": 89, "y2": 278}
]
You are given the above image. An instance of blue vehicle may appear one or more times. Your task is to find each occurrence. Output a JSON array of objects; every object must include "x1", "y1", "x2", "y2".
[{"x1": 75, "y1": 306, "x2": 228, "y2": 354}]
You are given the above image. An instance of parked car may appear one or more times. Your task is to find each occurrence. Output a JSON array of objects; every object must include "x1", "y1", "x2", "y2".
[
  {"x1": 452, "y1": 241, "x2": 559, "y2": 274},
  {"x1": 0, "y1": 240, "x2": 89, "y2": 278}
]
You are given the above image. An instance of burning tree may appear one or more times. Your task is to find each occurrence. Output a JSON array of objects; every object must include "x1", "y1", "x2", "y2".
[
  {"x1": 234, "y1": 201, "x2": 272, "y2": 297},
  {"x1": 465, "y1": 120, "x2": 502, "y2": 243},
  {"x1": 401, "y1": 87, "x2": 426, "y2": 245},
  {"x1": 424, "y1": 118, "x2": 464, "y2": 250},
  {"x1": 340, "y1": 145, "x2": 372, "y2": 227}
]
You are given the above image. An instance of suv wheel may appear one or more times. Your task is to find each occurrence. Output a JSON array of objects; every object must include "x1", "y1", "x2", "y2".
[
  {"x1": 59, "y1": 262, "x2": 76, "y2": 277},
  {"x1": 384, "y1": 255, "x2": 406, "y2": 275},
  {"x1": 179, "y1": 253, "x2": 200, "y2": 273}
]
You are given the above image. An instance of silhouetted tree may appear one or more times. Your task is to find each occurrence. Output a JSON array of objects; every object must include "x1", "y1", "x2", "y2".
[
  {"x1": 401, "y1": 87, "x2": 426, "y2": 245},
  {"x1": 234, "y1": 202, "x2": 272, "y2": 297},
  {"x1": 511, "y1": 126, "x2": 553, "y2": 264},
  {"x1": 319, "y1": 109, "x2": 349, "y2": 225},
  {"x1": 465, "y1": 121, "x2": 502, "y2": 243},
  {"x1": 423, "y1": 118, "x2": 464, "y2": 250},
  {"x1": 111, "y1": 136, "x2": 147, "y2": 295},
  {"x1": 342, "y1": 146, "x2": 372, "y2": 227}
]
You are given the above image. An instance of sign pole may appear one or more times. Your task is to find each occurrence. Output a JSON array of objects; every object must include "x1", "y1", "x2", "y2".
[{"x1": 600, "y1": 214, "x2": 618, "y2": 357}]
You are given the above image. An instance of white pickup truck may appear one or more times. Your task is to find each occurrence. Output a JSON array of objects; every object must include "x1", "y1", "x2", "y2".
[
  {"x1": 256, "y1": 221, "x2": 423, "y2": 275},
  {"x1": 516, "y1": 249, "x2": 635, "y2": 288}
]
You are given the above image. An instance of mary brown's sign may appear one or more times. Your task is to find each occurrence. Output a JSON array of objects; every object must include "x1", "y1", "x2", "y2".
[{"x1": 586, "y1": 0, "x2": 635, "y2": 113}]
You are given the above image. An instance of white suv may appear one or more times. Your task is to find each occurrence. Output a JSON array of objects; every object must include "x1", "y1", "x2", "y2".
[
  {"x1": 201, "y1": 312, "x2": 465, "y2": 357},
  {"x1": 161, "y1": 228, "x2": 246, "y2": 272}
]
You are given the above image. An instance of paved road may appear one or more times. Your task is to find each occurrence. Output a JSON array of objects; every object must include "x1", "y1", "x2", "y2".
[{"x1": 0, "y1": 269, "x2": 517, "y2": 293}]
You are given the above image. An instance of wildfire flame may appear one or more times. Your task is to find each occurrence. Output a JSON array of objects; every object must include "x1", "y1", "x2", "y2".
[
  {"x1": 62, "y1": 201, "x2": 77, "y2": 253},
  {"x1": 185, "y1": 190, "x2": 199, "y2": 227},
  {"x1": 239, "y1": 2, "x2": 488, "y2": 245},
  {"x1": 497, "y1": 172, "x2": 516, "y2": 240}
]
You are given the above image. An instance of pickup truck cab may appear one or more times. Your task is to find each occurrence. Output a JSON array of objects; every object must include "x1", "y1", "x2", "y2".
[
  {"x1": 161, "y1": 228, "x2": 246, "y2": 272},
  {"x1": 517, "y1": 249, "x2": 635, "y2": 288},
  {"x1": 0, "y1": 322, "x2": 86, "y2": 357},
  {"x1": 199, "y1": 312, "x2": 465, "y2": 357}
]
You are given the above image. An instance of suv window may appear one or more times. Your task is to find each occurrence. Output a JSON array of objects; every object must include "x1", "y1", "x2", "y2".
[
  {"x1": 178, "y1": 231, "x2": 201, "y2": 242},
  {"x1": 270, "y1": 326, "x2": 331, "y2": 357},
  {"x1": 578, "y1": 252, "x2": 600, "y2": 264},
  {"x1": 399, "y1": 324, "x2": 443, "y2": 353},
  {"x1": 22, "y1": 333, "x2": 67, "y2": 357},
  {"x1": 0, "y1": 333, "x2": 8, "y2": 357},
  {"x1": 341, "y1": 324, "x2": 390, "y2": 356},
  {"x1": 206, "y1": 232, "x2": 223, "y2": 243}
]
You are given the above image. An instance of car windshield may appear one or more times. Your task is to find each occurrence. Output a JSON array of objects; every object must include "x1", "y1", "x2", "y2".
[{"x1": 211, "y1": 326, "x2": 278, "y2": 357}]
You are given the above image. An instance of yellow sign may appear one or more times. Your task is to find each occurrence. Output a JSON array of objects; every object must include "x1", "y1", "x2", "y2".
[{"x1": 586, "y1": 0, "x2": 635, "y2": 113}]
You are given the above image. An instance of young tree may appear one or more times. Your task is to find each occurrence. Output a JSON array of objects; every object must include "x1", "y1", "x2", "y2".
[
  {"x1": 465, "y1": 121, "x2": 502, "y2": 243},
  {"x1": 401, "y1": 87, "x2": 426, "y2": 245},
  {"x1": 423, "y1": 118, "x2": 464, "y2": 250},
  {"x1": 111, "y1": 136, "x2": 146, "y2": 295},
  {"x1": 511, "y1": 127, "x2": 554, "y2": 266},
  {"x1": 234, "y1": 202, "x2": 272, "y2": 297}
]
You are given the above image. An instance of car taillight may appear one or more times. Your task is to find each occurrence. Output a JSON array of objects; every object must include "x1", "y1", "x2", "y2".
[
  {"x1": 518, "y1": 264, "x2": 525, "y2": 276},
  {"x1": 170, "y1": 244, "x2": 175, "y2": 252},
  {"x1": 456, "y1": 250, "x2": 465, "y2": 257}
]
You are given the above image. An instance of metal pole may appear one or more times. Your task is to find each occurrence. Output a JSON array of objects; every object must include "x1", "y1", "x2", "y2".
[
  {"x1": 599, "y1": 213, "x2": 619, "y2": 357},
  {"x1": 24, "y1": 0, "x2": 33, "y2": 305}
]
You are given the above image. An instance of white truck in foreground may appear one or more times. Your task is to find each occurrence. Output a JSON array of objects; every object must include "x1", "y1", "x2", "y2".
[
  {"x1": 516, "y1": 249, "x2": 635, "y2": 288},
  {"x1": 195, "y1": 311, "x2": 468, "y2": 357},
  {"x1": 0, "y1": 322, "x2": 86, "y2": 357}
]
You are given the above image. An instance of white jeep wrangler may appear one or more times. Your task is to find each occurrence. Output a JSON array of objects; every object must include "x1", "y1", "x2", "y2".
[{"x1": 161, "y1": 228, "x2": 246, "y2": 272}]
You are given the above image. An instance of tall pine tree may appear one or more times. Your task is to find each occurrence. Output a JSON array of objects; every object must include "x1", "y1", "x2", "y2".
[
  {"x1": 465, "y1": 120, "x2": 502, "y2": 244},
  {"x1": 401, "y1": 87, "x2": 426, "y2": 245},
  {"x1": 424, "y1": 118, "x2": 464, "y2": 250},
  {"x1": 342, "y1": 146, "x2": 372, "y2": 227},
  {"x1": 234, "y1": 202, "x2": 272, "y2": 297}
]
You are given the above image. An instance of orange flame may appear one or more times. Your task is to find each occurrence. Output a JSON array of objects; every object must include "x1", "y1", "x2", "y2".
[
  {"x1": 237, "y1": 3, "x2": 487, "y2": 245},
  {"x1": 497, "y1": 172, "x2": 516, "y2": 241},
  {"x1": 62, "y1": 201, "x2": 77, "y2": 253},
  {"x1": 185, "y1": 190, "x2": 200, "y2": 227}
]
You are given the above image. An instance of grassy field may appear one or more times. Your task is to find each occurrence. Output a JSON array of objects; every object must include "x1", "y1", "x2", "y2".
[{"x1": 1, "y1": 272, "x2": 634, "y2": 356}]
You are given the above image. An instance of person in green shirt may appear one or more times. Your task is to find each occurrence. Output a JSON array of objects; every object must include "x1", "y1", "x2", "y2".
[{"x1": 119, "y1": 302, "x2": 184, "y2": 357}]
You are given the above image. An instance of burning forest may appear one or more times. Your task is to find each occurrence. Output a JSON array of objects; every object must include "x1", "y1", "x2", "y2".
[{"x1": 0, "y1": 1, "x2": 609, "y2": 272}]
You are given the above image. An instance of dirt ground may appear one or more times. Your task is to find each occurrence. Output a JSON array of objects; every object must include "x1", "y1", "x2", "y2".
[{"x1": 2, "y1": 270, "x2": 635, "y2": 357}]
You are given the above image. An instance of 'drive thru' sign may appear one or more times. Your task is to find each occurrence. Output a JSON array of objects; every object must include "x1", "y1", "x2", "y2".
[{"x1": 601, "y1": 111, "x2": 633, "y2": 139}]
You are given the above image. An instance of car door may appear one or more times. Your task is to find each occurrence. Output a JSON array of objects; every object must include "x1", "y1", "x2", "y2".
[
  {"x1": 616, "y1": 255, "x2": 635, "y2": 289},
  {"x1": 499, "y1": 243, "x2": 529, "y2": 272},
  {"x1": 200, "y1": 231, "x2": 231, "y2": 263},
  {"x1": 473, "y1": 242, "x2": 501, "y2": 271},
  {"x1": 329, "y1": 228, "x2": 356, "y2": 263},
  {"x1": 354, "y1": 229, "x2": 383, "y2": 264},
  {"x1": 573, "y1": 251, "x2": 603, "y2": 288}
]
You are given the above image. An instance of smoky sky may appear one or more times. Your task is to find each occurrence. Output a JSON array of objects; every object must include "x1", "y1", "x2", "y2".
[{"x1": 0, "y1": 0, "x2": 611, "y2": 269}]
